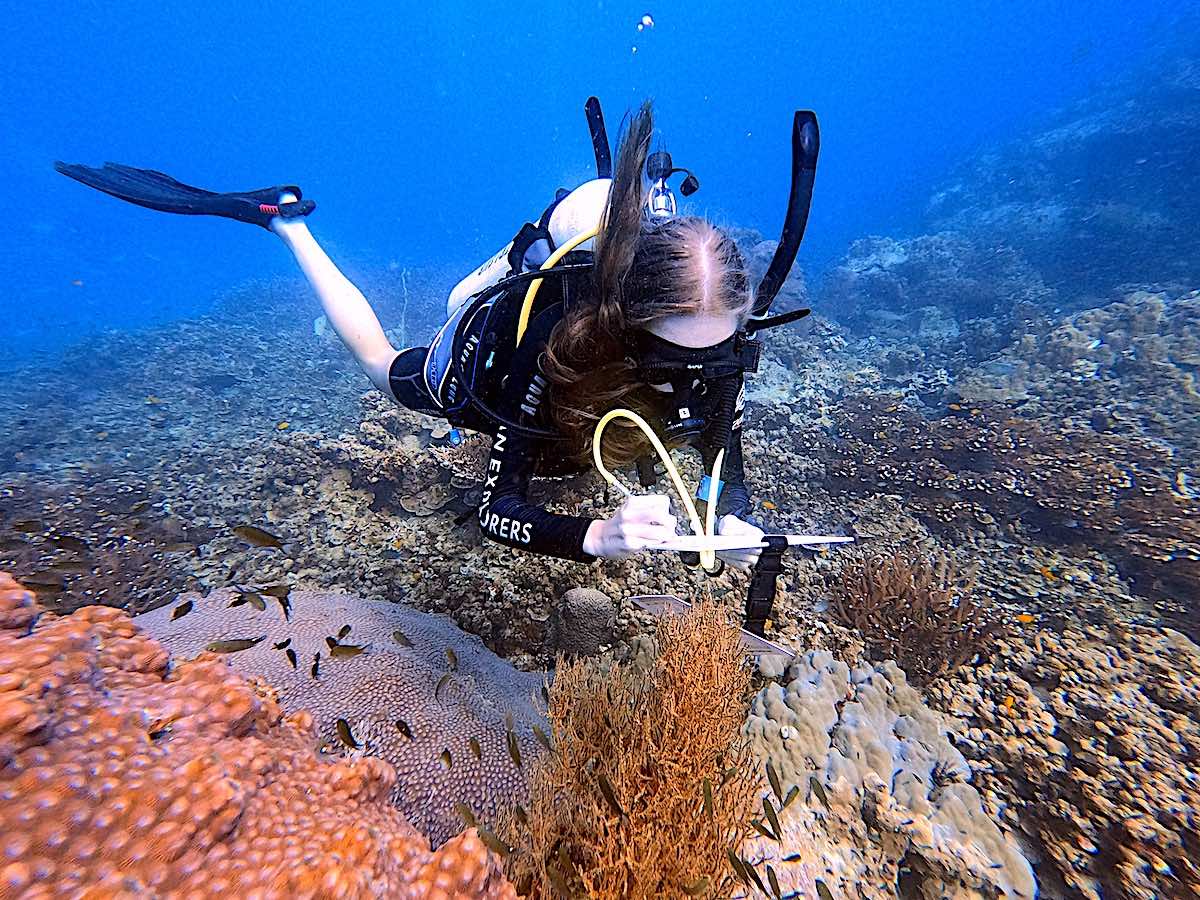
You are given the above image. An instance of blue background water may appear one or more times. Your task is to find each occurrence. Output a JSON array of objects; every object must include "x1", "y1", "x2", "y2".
[{"x1": 1, "y1": 0, "x2": 1190, "y2": 366}]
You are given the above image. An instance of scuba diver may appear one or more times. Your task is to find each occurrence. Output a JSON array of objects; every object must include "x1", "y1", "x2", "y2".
[{"x1": 55, "y1": 98, "x2": 819, "y2": 576}]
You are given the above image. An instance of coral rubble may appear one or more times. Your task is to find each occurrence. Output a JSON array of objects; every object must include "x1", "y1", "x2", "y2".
[
  {"x1": 743, "y1": 650, "x2": 1036, "y2": 899},
  {"x1": 0, "y1": 572, "x2": 514, "y2": 898},
  {"x1": 134, "y1": 586, "x2": 548, "y2": 846}
]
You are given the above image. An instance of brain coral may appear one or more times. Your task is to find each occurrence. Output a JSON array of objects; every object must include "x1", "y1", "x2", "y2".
[
  {"x1": 134, "y1": 587, "x2": 547, "y2": 845},
  {"x1": 0, "y1": 572, "x2": 514, "y2": 898},
  {"x1": 742, "y1": 650, "x2": 1036, "y2": 899}
]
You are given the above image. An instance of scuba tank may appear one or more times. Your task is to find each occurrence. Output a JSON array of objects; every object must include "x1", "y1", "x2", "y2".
[{"x1": 445, "y1": 178, "x2": 611, "y2": 317}]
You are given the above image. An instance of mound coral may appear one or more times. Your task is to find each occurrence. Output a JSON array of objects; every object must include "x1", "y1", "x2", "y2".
[
  {"x1": 503, "y1": 600, "x2": 762, "y2": 899},
  {"x1": 931, "y1": 621, "x2": 1200, "y2": 900},
  {"x1": 0, "y1": 572, "x2": 514, "y2": 898},
  {"x1": 830, "y1": 551, "x2": 1008, "y2": 686},
  {"x1": 743, "y1": 650, "x2": 1036, "y2": 899},
  {"x1": 134, "y1": 586, "x2": 547, "y2": 846}
]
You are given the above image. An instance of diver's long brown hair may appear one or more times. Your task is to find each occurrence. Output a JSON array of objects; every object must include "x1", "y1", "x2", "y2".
[{"x1": 541, "y1": 101, "x2": 752, "y2": 466}]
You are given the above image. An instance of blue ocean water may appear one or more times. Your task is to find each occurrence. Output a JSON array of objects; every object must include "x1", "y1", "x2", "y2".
[{"x1": 2, "y1": 0, "x2": 1189, "y2": 365}]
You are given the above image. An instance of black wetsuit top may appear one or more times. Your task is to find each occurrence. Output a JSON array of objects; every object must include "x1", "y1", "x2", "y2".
[{"x1": 390, "y1": 288, "x2": 751, "y2": 564}]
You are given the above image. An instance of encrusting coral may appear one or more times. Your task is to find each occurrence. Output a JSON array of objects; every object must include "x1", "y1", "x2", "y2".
[
  {"x1": 503, "y1": 600, "x2": 762, "y2": 899},
  {"x1": 0, "y1": 572, "x2": 515, "y2": 899},
  {"x1": 830, "y1": 550, "x2": 1008, "y2": 686},
  {"x1": 134, "y1": 586, "x2": 548, "y2": 846},
  {"x1": 743, "y1": 650, "x2": 1036, "y2": 899},
  {"x1": 930, "y1": 621, "x2": 1200, "y2": 900}
]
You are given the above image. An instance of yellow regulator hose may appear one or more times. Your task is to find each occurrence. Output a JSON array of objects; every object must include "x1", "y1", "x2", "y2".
[
  {"x1": 515, "y1": 226, "x2": 600, "y2": 346},
  {"x1": 592, "y1": 408, "x2": 725, "y2": 572}
]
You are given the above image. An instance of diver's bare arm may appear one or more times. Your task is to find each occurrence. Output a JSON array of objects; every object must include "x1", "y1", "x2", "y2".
[{"x1": 270, "y1": 209, "x2": 399, "y2": 395}]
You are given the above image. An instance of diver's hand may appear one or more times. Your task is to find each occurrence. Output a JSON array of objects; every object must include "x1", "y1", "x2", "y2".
[
  {"x1": 583, "y1": 493, "x2": 677, "y2": 559},
  {"x1": 716, "y1": 514, "x2": 764, "y2": 571}
]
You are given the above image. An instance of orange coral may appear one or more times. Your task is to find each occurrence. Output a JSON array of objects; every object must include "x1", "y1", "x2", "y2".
[{"x1": 0, "y1": 573, "x2": 515, "y2": 899}]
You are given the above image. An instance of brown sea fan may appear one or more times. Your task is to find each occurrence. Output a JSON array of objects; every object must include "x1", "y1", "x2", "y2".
[
  {"x1": 830, "y1": 550, "x2": 1007, "y2": 686},
  {"x1": 502, "y1": 600, "x2": 762, "y2": 899}
]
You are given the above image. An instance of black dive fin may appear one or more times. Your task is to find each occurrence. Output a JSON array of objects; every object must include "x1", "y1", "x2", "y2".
[
  {"x1": 752, "y1": 111, "x2": 820, "y2": 317},
  {"x1": 53, "y1": 161, "x2": 315, "y2": 229}
]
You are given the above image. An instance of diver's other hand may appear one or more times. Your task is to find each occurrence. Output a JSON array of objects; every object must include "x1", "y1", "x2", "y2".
[
  {"x1": 716, "y1": 514, "x2": 764, "y2": 571},
  {"x1": 583, "y1": 493, "x2": 677, "y2": 559}
]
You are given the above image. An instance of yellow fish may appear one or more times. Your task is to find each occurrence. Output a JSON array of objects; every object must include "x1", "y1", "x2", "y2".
[
  {"x1": 762, "y1": 500, "x2": 777, "y2": 510},
  {"x1": 1016, "y1": 613, "x2": 1035, "y2": 624},
  {"x1": 277, "y1": 421, "x2": 290, "y2": 430}
]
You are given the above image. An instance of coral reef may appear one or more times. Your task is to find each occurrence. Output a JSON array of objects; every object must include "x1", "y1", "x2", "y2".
[
  {"x1": 955, "y1": 287, "x2": 1200, "y2": 470},
  {"x1": 819, "y1": 233, "x2": 1054, "y2": 358},
  {"x1": 548, "y1": 587, "x2": 616, "y2": 657},
  {"x1": 134, "y1": 586, "x2": 548, "y2": 846},
  {"x1": 926, "y1": 54, "x2": 1200, "y2": 306},
  {"x1": 826, "y1": 394, "x2": 1200, "y2": 631},
  {"x1": 743, "y1": 650, "x2": 1036, "y2": 899},
  {"x1": 0, "y1": 572, "x2": 514, "y2": 899},
  {"x1": 930, "y1": 621, "x2": 1200, "y2": 900},
  {"x1": 504, "y1": 601, "x2": 761, "y2": 899},
  {"x1": 830, "y1": 550, "x2": 1008, "y2": 686}
]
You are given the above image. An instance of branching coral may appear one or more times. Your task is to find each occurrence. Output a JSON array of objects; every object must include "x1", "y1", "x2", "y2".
[
  {"x1": 0, "y1": 573, "x2": 515, "y2": 898},
  {"x1": 134, "y1": 587, "x2": 548, "y2": 846},
  {"x1": 826, "y1": 394, "x2": 1200, "y2": 626},
  {"x1": 502, "y1": 600, "x2": 762, "y2": 899},
  {"x1": 830, "y1": 551, "x2": 1008, "y2": 686}
]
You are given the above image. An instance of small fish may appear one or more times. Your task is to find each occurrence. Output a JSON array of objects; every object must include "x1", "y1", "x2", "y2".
[
  {"x1": 147, "y1": 721, "x2": 171, "y2": 741},
  {"x1": 145, "y1": 395, "x2": 163, "y2": 405},
  {"x1": 702, "y1": 778, "x2": 713, "y2": 818},
  {"x1": 751, "y1": 819, "x2": 777, "y2": 841},
  {"x1": 815, "y1": 879, "x2": 835, "y2": 900},
  {"x1": 285, "y1": 648, "x2": 297, "y2": 669},
  {"x1": 232, "y1": 524, "x2": 283, "y2": 549},
  {"x1": 445, "y1": 647, "x2": 458, "y2": 671},
  {"x1": 11, "y1": 520, "x2": 40, "y2": 534},
  {"x1": 766, "y1": 761, "x2": 784, "y2": 803},
  {"x1": 395, "y1": 720, "x2": 413, "y2": 739},
  {"x1": 1039, "y1": 566, "x2": 1058, "y2": 582},
  {"x1": 727, "y1": 850, "x2": 749, "y2": 885},
  {"x1": 1003, "y1": 695, "x2": 1015, "y2": 710},
  {"x1": 161, "y1": 541, "x2": 195, "y2": 554},
  {"x1": 46, "y1": 560, "x2": 90, "y2": 574},
  {"x1": 1016, "y1": 613, "x2": 1035, "y2": 624},
  {"x1": 240, "y1": 592, "x2": 266, "y2": 611},
  {"x1": 533, "y1": 724, "x2": 554, "y2": 754},
  {"x1": 478, "y1": 827, "x2": 511, "y2": 859},
  {"x1": 50, "y1": 534, "x2": 90, "y2": 553},
  {"x1": 312, "y1": 653, "x2": 320, "y2": 679},
  {"x1": 129, "y1": 500, "x2": 151, "y2": 514},
  {"x1": 783, "y1": 786, "x2": 799, "y2": 809},
  {"x1": 206, "y1": 636, "x2": 266, "y2": 653},
  {"x1": 435, "y1": 672, "x2": 452, "y2": 700},
  {"x1": 512, "y1": 803, "x2": 529, "y2": 827},
  {"x1": 336, "y1": 624, "x2": 351, "y2": 640},
  {"x1": 392, "y1": 629, "x2": 413, "y2": 648},
  {"x1": 596, "y1": 773, "x2": 624, "y2": 817},
  {"x1": 439, "y1": 749, "x2": 452, "y2": 769},
  {"x1": 335, "y1": 718, "x2": 360, "y2": 749},
  {"x1": 72, "y1": 279, "x2": 84, "y2": 287},
  {"x1": 762, "y1": 796, "x2": 782, "y2": 838},
  {"x1": 767, "y1": 864, "x2": 783, "y2": 899},
  {"x1": 540, "y1": 683, "x2": 550, "y2": 705},
  {"x1": 277, "y1": 593, "x2": 292, "y2": 621},
  {"x1": 325, "y1": 636, "x2": 338, "y2": 649},
  {"x1": 468, "y1": 736, "x2": 482, "y2": 759},
  {"x1": 506, "y1": 730, "x2": 522, "y2": 769},
  {"x1": 455, "y1": 803, "x2": 477, "y2": 828},
  {"x1": 762, "y1": 500, "x2": 777, "y2": 511},
  {"x1": 681, "y1": 876, "x2": 711, "y2": 896},
  {"x1": 171, "y1": 600, "x2": 193, "y2": 620},
  {"x1": 740, "y1": 857, "x2": 769, "y2": 896},
  {"x1": 273, "y1": 637, "x2": 291, "y2": 650},
  {"x1": 810, "y1": 776, "x2": 829, "y2": 809},
  {"x1": 331, "y1": 644, "x2": 365, "y2": 659},
  {"x1": 260, "y1": 583, "x2": 290, "y2": 599},
  {"x1": 276, "y1": 421, "x2": 290, "y2": 430}
]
